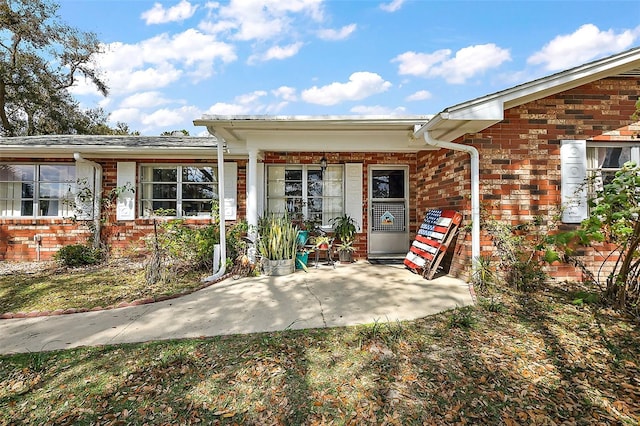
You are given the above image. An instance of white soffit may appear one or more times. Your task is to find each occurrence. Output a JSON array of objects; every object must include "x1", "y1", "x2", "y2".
[{"x1": 194, "y1": 115, "x2": 432, "y2": 152}]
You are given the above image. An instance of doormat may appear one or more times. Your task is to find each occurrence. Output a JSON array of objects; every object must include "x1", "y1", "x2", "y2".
[{"x1": 368, "y1": 258, "x2": 405, "y2": 265}]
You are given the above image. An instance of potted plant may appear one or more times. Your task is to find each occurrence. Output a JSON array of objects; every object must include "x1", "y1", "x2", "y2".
[
  {"x1": 257, "y1": 213, "x2": 298, "y2": 276},
  {"x1": 336, "y1": 240, "x2": 356, "y2": 263},
  {"x1": 313, "y1": 235, "x2": 331, "y2": 250},
  {"x1": 295, "y1": 229, "x2": 313, "y2": 271},
  {"x1": 330, "y1": 214, "x2": 359, "y2": 263}
]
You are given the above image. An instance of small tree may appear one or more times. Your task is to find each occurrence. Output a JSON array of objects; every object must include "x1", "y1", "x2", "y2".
[
  {"x1": 557, "y1": 161, "x2": 640, "y2": 312},
  {"x1": 584, "y1": 162, "x2": 640, "y2": 309}
]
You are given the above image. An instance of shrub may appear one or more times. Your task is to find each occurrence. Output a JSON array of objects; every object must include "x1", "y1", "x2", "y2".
[
  {"x1": 147, "y1": 220, "x2": 219, "y2": 272},
  {"x1": 448, "y1": 306, "x2": 477, "y2": 329},
  {"x1": 54, "y1": 244, "x2": 103, "y2": 267},
  {"x1": 553, "y1": 161, "x2": 640, "y2": 314},
  {"x1": 482, "y1": 216, "x2": 551, "y2": 292}
]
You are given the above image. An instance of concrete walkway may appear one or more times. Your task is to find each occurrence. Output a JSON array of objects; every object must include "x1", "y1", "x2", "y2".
[{"x1": 0, "y1": 262, "x2": 474, "y2": 354}]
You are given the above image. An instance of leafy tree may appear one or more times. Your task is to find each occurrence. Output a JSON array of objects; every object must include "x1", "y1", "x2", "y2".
[
  {"x1": 0, "y1": 0, "x2": 108, "y2": 136},
  {"x1": 74, "y1": 108, "x2": 140, "y2": 135},
  {"x1": 555, "y1": 162, "x2": 640, "y2": 312},
  {"x1": 161, "y1": 129, "x2": 190, "y2": 136}
]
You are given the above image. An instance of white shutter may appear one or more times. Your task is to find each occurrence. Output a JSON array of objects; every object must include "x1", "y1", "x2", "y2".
[
  {"x1": 561, "y1": 140, "x2": 588, "y2": 223},
  {"x1": 256, "y1": 162, "x2": 265, "y2": 217},
  {"x1": 116, "y1": 162, "x2": 136, "y2": 221},
  {"x1": 223, "y1": 162, "x2": 237, "y2": 221},
  {"x1": 74, "y1": 162, "x2": 95, "y2": 219},
  {"x1": 344, "y1": 163, "x2": 363, "y2": 231}
]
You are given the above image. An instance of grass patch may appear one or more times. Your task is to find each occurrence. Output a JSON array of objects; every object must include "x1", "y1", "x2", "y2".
[
  {"x1": 0, "y1": 261, "x2": 208, "y2": 313},
  {"x1": 1, "y1": 284, "x2": 639, "y2": 424}
]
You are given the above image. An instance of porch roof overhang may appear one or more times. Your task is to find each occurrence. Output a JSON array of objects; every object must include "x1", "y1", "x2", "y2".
[
  {"x1": 415, "y1": 46, "x2": 640, "y2": 142},
  {"x1": 0, "y1": 135, "x2": 227, "y2": 159},
  {"x1": 193, "y1": 115, "x2": 432, "y2": 153}
]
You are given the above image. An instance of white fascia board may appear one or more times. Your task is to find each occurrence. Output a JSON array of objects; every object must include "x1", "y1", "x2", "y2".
[
  {"x1": 415, "y1": 47, "x2": 640, "y2": 142},
  {"x1": 447, "y1": 47, "x2": 640, "y2": 117},
  {"x1": 196, "y1": 114, "x2": 429, "y2": 125}
]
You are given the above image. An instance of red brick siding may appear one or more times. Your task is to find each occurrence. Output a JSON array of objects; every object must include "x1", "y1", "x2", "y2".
[
  {"x1": 2, "y1": 153, "x2": 419, "y2": 262},
  {"x1": 0, "y1": 158, "x2": 227, "y2": 261},
  {"x1": 262, "y1": 151, "x2": 418, "y2": 260},
  {"x1": 416, "y1": 77, "x2": 640, "y2": 281}
]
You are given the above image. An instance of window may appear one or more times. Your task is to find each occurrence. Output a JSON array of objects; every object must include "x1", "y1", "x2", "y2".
[
  {"x1": 587, "y1": 146, "x2": 639, "y2": 192},
  {"x1": 562, "y1": 141, "x2": 640, "y2": 223},
  {"x1": 266, "y1": 165, "x2": 343, "y2": 226},
  {"x1": 140, "y1": 165, "x2": 217, "y2": 217},
  {"x1": 0, "y1": 164, "x2": 76, "y2": 217}
]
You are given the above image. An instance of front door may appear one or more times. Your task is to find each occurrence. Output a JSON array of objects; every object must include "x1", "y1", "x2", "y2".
[{"x1": 368, "y1": 166, "x2": 409, "y2": 257}]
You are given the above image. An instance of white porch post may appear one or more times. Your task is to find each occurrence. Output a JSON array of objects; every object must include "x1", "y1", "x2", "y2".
[{"x1": 247, "y1": 148, "x2": 259, "y2": 234}]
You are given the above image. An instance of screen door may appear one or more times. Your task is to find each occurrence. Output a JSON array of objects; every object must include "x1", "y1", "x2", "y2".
[{"x1": 368, "y1": 166, "x2": 409, "y2": 256}]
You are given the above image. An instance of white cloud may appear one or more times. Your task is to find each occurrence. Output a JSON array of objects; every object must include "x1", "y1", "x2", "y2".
[
  {"x1": 204, "y1": 90, "x2": 271, "y2": 115},
  {"x1": 350, "y1": 105, "x2": 407, "y2": 115},
  {"x1": 94, "y1": 30, "x2": 236, "y2": 94},
  {"x1": 406, "y1": 90, "x2": 432, "y2": 101},
  {"x1": 109, "y1": 108, "x2": 142, "y2": 124},
  {"x1": 121, "y1": 66, "x2": 184, "y2": 92},
  {"x1": 204, "y1": 102, "x2": 253, "y2": 115},
  {"x1": 393, "y1": 44, "x2": 511, "y2": 84},
  {"x1": 248, "y1": 42, "x2": 304, "y2": 63},
  {"x1": 380, "y1": 0, "x2": 405, "y2": 12},
  {"x1": 528, "y1": 24, "x2": 639, "y2": 71},
  {"x1": 317, "y1": 24, "x2": 357, "y2": 41},
  {"x1": 272, "y1": 86, "x2": 297, "y2": 101},
  {"x1": 140, "y1": 105, "x2": 201, "y2": 128},
  {"x1": 235, "y1": 91, "x2": 268, "y2": 104},
  {"x1": 203, "y1": 0, "x2": 325, "y2": 41},
  {"x1": 120, "y1": 91, "x2": 175, "y2": 109},
  {"x1": 301, "y1": 72, "x2": 392, "y2": 106},
  {"x1": 141, "y1": 0, "x2": 198, "y2": 25},
  {"x1": 70, "y1": 76, "x2": 105, "y2": 97}
]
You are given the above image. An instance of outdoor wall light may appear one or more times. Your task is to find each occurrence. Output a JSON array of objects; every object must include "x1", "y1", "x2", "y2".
[{"x1": 320, "y1": 155, "x2": 327, "y2": 171}]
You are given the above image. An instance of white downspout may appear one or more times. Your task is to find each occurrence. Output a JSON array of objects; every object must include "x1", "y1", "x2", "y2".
[
  {"x1": 422, "y1": 132, "x2": 480, "y2": 277},
  {"x1": 73, "y1": 153, "x2": 102, "y2": 248},
  {"x1": 203, "y1": 136, "x2": 227, "y2": 282}
]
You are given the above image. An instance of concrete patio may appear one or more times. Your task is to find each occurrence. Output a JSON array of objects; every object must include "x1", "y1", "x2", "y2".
[{"x1": 0, "y1": 261, "x2": 474, "y2": 354}]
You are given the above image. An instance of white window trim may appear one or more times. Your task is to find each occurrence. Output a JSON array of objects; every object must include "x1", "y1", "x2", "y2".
[
  {"x1": 0, "y1": 163, "x2": 77, "y2": 218},
  {"x1": 561, "y1": 141, "x2": 640, "y2": 224},
  {"x1": 139, "y1": 164, "x2": 218, "y2": 219},
  {"x1": 265, "y1": 164, "x2": 345, "y2": 228}
]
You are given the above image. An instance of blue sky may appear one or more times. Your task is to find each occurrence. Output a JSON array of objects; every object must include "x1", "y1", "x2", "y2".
[{"x1": 60, "y1": 0, "x2": 640, "y2": 136}]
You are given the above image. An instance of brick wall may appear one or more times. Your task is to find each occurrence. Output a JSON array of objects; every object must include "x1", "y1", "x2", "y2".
[
  {"x1": 262, "y1": 151, "x2": 418, "y2": 260},
  {"x1": 2, "y1": 153, "x2": 420, "y2": 262},
  {"x1": 415, "y1": 76, "x2": 640, "y2": 281},
  {"x1": 0, "y1": 158, "x2": 226, "y2": 261}
]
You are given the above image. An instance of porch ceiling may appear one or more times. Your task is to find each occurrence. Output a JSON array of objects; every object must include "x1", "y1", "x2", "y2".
[{"x1": 194, "y1": 115, "x2": 434, "y2": 153}]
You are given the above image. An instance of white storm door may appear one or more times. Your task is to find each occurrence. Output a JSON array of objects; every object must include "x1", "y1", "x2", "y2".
[{"x1": 368, "y1": 166, "x2": 409, "y2": 256}]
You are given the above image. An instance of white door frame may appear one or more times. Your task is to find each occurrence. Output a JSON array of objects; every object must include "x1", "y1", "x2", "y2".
[{"x1": 367, "y1": 165, "x2": 410, "y2": 257}]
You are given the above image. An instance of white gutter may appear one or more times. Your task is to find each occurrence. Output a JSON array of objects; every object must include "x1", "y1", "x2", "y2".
[
  {"x1": 203, "y1": 137, "x2": 227, "y2": 282},
  {"x1": 73, "y1": 153, "x2": 102, "y2": 248},
  {"x1": 414, "y1": 127, "x2": 480, "y2": 277}
]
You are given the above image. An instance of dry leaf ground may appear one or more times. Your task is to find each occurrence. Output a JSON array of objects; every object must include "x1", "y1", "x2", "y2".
[{"x1": 0, "y1": 273, "x2": 638, "y2": 425}]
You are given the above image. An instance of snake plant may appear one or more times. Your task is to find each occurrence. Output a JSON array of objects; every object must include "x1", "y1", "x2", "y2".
[{"x1": 257, "y1": 213, "x2": 299, "y2": 260}]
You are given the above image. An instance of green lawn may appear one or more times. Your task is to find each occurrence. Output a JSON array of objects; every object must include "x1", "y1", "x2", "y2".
[
  {"x1": 1, "y1": 281, "x2": 638, "y2": 425},
  {"x1": 0, "y1": 262, "x2": 209, "y2": 314}
]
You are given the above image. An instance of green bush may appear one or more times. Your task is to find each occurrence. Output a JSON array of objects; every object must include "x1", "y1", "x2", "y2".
[
  {"x1": 483, "y1": 216, "x2": 550, "y2": 292},
  {"x1": 54, "y1": 244, "x2": 103, "y2": 267},
  {"x1": 149, "y1": 219, "x2": 249, "y2": 273},
  {"x1": 153, "y1": 220, "x2": 219, "y2": 271}
]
